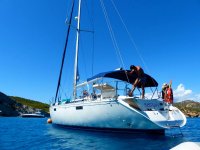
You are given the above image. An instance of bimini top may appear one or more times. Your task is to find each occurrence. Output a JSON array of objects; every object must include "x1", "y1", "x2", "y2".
[{"x1": 87, "y1": 70, "x2": 158, "y2": 88}]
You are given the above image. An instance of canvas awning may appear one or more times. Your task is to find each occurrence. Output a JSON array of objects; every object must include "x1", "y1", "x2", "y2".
[{"x1": 87, "y1": 70, "x2": 158, "y2": 88}]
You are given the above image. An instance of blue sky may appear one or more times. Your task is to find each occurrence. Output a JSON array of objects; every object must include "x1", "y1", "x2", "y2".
[{"x1": 0, "y1": 0, "x2": 200, "y2": 103}]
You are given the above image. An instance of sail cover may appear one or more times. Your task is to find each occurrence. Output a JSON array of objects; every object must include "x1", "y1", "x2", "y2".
[{"x1": 87, "y1": 70, "x2": 158, "y2": 88}]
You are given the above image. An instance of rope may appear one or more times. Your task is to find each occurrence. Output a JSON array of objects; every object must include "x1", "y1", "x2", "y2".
[
  {"x1": 99, "y1": 0, "x2": 125, "y2": 68},
  {"x1": 91, "y1": 0, "x2": 95, "y2": 76},
  {"x1": 83, "y1": 0, "x2": 95, "y2": 76},
  {"x1": 65, "y1": 0, "x2": 75, "y2": 24},
  {"x1": 110, "y1": 0, "x2": 150, "y2": 74},
  {"x1": 99, "y1": 0, "x2": 131, "y2": 83},
  {"x1": 54, "y1": 0, "x2": 75, "y2": 102},
  {"x1": 110, "y1": 0, "x2": 159, "y2": 89}
]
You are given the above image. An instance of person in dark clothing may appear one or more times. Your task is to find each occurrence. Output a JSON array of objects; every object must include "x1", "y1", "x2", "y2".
[{"x1": 128, "y1": 65, "x2": 146, "y2": 99}]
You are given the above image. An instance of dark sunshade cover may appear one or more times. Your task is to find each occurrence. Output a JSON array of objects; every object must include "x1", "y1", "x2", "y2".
[{"x1": 87, "y1": 70, "x2": 158, "y2": 88}]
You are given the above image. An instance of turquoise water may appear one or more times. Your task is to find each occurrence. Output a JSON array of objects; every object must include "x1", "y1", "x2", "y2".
[{"x1": 0, "y1": 117, "x2": 199, "y2": 150}]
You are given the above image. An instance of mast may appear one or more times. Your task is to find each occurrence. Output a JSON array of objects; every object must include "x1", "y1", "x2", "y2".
[{"x1": 73, "y1": 0, "x2": 82, "y2": 99}]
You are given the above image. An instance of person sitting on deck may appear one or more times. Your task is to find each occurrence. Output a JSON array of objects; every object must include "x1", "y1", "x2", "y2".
[
  {"x1": 91, "y1": 92, "x2": 97, "y2": 99},
  {"x1": 128, "y1": 65, "x2": 146, "y2": 99},
  {"x1": 83, "y1": 90, "x2": 89, "y2": 98}
]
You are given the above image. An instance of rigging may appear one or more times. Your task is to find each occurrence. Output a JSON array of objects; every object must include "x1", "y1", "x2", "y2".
[{"x1": 54, "y1": 0, "x2": 75, "y2": 102}]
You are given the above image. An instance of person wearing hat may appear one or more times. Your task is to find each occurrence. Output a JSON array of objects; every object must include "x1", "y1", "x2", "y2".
[
  {"x1": 162, "y1": 81, "x2": 173, "y2": 103},
  {"x1": 128, "y1": 65, "x2": 146, "y2": 99},
  {"x1": 162, "y1": 83, "x2": 168, "y2": 100}
]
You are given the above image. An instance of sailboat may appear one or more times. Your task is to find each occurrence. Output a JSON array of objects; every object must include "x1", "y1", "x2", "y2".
[{"x1": 49, "y1": 0, "x2": 186, "y2": 134}]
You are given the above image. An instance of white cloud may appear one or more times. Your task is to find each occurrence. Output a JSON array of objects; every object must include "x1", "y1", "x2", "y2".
[
  {"x1": 173, "y1": 84, "x2": 200, "y2": 102},
  {"x1": 141, "y1": 84, "x2": 200, "y2": 102}
]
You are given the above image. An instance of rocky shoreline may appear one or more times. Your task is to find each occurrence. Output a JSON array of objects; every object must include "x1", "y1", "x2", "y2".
[
  {"x1": 174, "y1": 100, "x2": 200, "y2": 118},
  {"x1": 0, "y1": 92, "x2": 49, "y2": 117}
]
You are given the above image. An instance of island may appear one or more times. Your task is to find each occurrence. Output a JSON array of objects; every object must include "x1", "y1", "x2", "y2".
[{"x1": 0, "y1": 92, "x2": 49, "y2": 117}]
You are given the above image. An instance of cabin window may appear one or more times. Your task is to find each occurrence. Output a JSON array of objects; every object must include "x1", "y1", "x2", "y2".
[{"x1": 76, "y1": 106, "x2": 83, "y2": 110}]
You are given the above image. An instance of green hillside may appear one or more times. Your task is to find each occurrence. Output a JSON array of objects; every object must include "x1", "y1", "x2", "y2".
[
  {"x1": 10, "y1": 96, "x2": 49, "y2": 113},
  {"x1": 174, "y1": 100, "x2": 200, "y2": 117}
]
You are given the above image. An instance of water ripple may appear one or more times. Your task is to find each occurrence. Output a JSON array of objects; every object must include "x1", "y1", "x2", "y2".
[{"x1": 0, "y1": 117, "x2": 199, "y2": 150}]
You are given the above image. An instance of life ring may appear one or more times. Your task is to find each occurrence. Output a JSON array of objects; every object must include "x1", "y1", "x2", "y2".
[{"x1": 165, "y1": 87, "x2": 173, "y2": 103}]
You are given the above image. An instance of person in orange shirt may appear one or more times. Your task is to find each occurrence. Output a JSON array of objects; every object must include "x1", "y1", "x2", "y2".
[{"x1": 129, "y1": 65, "x2": 146, "y2": 99}]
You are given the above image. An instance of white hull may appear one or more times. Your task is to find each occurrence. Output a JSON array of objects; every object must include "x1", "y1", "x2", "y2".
[{"x1": 50, "y1": 98, "x2": 186, "y2": 133}]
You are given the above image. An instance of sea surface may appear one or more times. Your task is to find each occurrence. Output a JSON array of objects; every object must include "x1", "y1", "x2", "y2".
[{"x1": 0, "y1": 117, "x2": 199, "y2": 150}]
